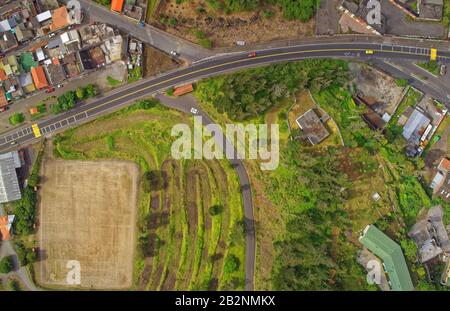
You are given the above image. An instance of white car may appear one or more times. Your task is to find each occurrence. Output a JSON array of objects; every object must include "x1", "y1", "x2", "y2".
[
  {"x1": 236, "y1": 40, "x2": 246, "y2": 46},
  {"x1": 190, "y1": 107, "x2": 198, "y2": 114},
  {"x1": 169, "y1": 50, "x2": 179, "y2": 57}
]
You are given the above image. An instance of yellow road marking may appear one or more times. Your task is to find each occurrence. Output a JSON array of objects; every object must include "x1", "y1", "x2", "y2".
[
  {"x1": 4, "y1": 45, "x2": 449, "y2": 147},
  {"x1": 32, "y1": 124, "x2": 41, "y2": 138},
  {"x1": 78, "y1": 47, "x2": 448, "y2": 119},
  {"x1": 430, "y1": 48, "x2": 437, "y2": 61}
]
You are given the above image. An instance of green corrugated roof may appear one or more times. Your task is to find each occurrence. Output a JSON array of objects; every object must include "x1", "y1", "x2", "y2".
[{"x1": 359, "y1": 225, "x2": 414, "y2": 291}]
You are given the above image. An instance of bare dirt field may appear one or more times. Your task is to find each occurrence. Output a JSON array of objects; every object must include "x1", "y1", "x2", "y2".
[
  {"x1": 153, "y1": 0, "x2": 315, "y2": 47},
  {"x1": 143, "y1": 45, "x2": 179, "y2": 78},
  {"x1": 36, "y1": 159, "x2": 139, "y2": 289},
  {"x1": 349, "y1": 63, "x2": 405, "y2": 115}
]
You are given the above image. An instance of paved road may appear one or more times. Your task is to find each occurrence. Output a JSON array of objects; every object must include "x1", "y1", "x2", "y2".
[
  {"x1": 2, "y1": 42, "x2": 450, "y2": 153},
  {"x1": 1, "y1": 41, "x2": 450, "y2": 290},
  {"x1": 64, "y1": 0, "x2": 212, "y2": 62},
  {"x1": 154, "y1": 94, "x2": 255, "y2": 290}
]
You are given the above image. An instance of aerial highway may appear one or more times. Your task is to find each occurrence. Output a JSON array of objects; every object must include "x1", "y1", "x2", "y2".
[
  {"x1": 1, "y1": 41, "x2": 450, "y2": 291},
  {"x1": 1, "y1": 41, "x2": 449, "y2": 154}
]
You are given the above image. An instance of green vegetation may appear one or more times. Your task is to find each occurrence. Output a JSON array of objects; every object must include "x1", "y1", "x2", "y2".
[
  {"x1": 196, "y1": 59, "x2": 435, "y2": 290},
  {"x1": 443, "y1": 0, "x2": 450, "y2": 27},
  {"x1": 13, "y1": 143, "x2": 44, "y2": 236},
  {"x1": 417, "y1": 61, "x2": 440, "y2": 76},
  {"x1": 30, "y1": 102, "x2": 48, "y2": 120},
  {"x1": 193, "y1": 29, "x2": 213, "y2": 48},
  {"x1": 128, "y1": 67, "x2": 142, "y2": 83},
  {"x1": 15, "y1": 242, "x2": 36, "y2": 267},
  {"x1": 52, "y1": 98, "x2": 245, "y2": 290},
  {"x1": 19, "y1": 52, "x2": 37, "y2": 72},
  {"x1": 94, "y1": 0, "x2": 111, "y2": 6},
  {"x1": 9, "y1": 113, "x2": 25, "y2": 125},
  {"x1": 0, "y1": 255, "x2": 14, "y2": 274},
  {"x1": 146, "y1": 0, "x2": 161, "y2": 23},
  {"x1": 206, "y1": 0, "x2": 319, "y2": 21},
  {"x1": 107, "y1": 76, "x2": 121, "y2": 87},
  {"x1": 196, "y1": 60, "x2": 349, "y2": 121},
  {"x1": 7, "y1": 279, "x2": 21, "y2": 291},
  {"x1": 395, "y1": 78, "x2": 409, "y2": 87},
  {"x1": 51, "y1": 84, "x2": 97, "y2": 114},
  {"x1": 166, "y1": 86, "x2": 175, "y2": 96}
]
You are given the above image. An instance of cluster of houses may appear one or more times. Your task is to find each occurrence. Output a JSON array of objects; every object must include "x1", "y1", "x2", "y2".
[
  {"x1": 110, "y1": 0, "x2": 146, "y2": 21},
  {"x1": 355, "y1": 88, "x2": 448, "y2": 158},
  {"x1": 409, "y1": 205, "x2": 450, "y2": 286},
  {"x1": 0, "y1": 3, "x2": 124, "y2": 109},
  {"x1": 359, "y1": 205, "x2": 450, "y2": 291}
]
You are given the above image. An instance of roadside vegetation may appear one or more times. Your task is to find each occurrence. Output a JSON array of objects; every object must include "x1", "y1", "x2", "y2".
[
  {"x1": 9, "y1": 113, "x2": 25, "y2": 126},
  {"x1": 195, "y1": 59, "x2": 440, "y2": 290},
  {"x1": 416, "y1": 61, "x2": 440, "y2": 76},
  {"x1": 52, "y1": 99, "x2": 245, "y2": 290},
  {"x1": 50, "y1": 84, "x2": 97, "y2": 114}
]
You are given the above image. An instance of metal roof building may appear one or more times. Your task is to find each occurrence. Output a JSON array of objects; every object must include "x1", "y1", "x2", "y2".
[
  {"x1": 402, "y1": 108, "x2": 431, "y2": 141},
  {"x1": 0, "y1": 151, "x2": 21, "y2": 203},
  {"x1": 360, "y1": 225, "x2": 414, "y2": 291}
]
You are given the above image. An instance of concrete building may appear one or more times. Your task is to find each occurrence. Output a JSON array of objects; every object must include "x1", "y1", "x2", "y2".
[
  {"x1": 296, "y1": 109, "x2": 330, "y2": 145},
  {"x1": 0, "y1": 151, "x2": 22, "y2": 203}
]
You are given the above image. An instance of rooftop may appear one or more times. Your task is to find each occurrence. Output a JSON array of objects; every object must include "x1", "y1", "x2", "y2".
[
  {"x1": 360, "y1": 225, "x2": 414, "y2": 291},
  {"x1": 0, "y1": 151, "x2": 22, "y2": 203},
  {"x1": 296, "y1": 109, "x2": 330, "y2": 145},
  {"x1": 50, "y1": 6, "x2": 69, "y2": 32},
  {"x1": 44, "y1": 61, "x2": 66, "y2": 85},
  {"x1": 31, "y1": 65, "x2": 49, "y2": 89}
]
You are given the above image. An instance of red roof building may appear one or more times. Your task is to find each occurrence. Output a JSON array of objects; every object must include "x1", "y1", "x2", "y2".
[
  {"x1": 31, "y1": 66, "x2": 49, "y2": 89},
  {"x1": 111, "y1": 0, "x2": 124, "y2": 12},
  {"x1": 0, "y1": 89, "x2": 8, "y2": 108},
  {"x1": 173, "y1": 84, "x2": 194, "y2": 96},
  {"x1": 0, "y1": 215, "x2": 15, "y2": 241},
  {"x1": 438, "y1": 158, "x2": 450, "y2": 173}
]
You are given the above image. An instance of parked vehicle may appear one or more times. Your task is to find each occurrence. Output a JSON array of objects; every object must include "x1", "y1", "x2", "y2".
[
  {"x1": 190, "y1": 107, "x2": 198, "y2": 114},
  {"x1": 170, "y1": 50, "x2": 179, "y2": 57},
  {"x1": 0, "y1": 106, "x2": 9, "y2": 113},
  {"x1": 236, "y1": 40, "x2": 246, "y2": 46},
  {"x1": 440, "y1": 65, "x2": 447, "y2": 76}
]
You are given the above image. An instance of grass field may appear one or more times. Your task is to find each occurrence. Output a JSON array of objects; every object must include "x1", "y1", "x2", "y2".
[
  {"x1": 36, "y1": 159, "x2": 139, "y2": 289},
  {"x1": 52, "y1": 100, "x2": 245, "y2": 290}
]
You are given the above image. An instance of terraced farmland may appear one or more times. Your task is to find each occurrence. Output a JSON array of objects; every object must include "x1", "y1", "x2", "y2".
[{"x1": 51, "y1": 100, "x2": 245, "y2": 290}]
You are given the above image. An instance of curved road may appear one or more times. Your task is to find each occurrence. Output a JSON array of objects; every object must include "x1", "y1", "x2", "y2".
[{"x1": 1, "y1": 41, "x2": 450, "y2": 291}]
